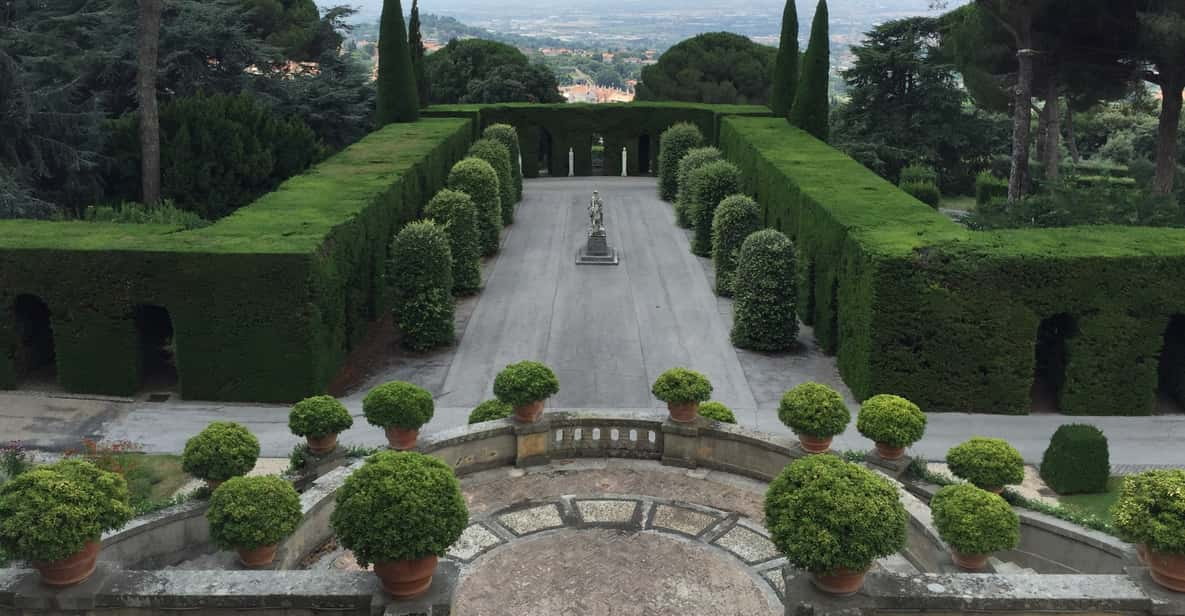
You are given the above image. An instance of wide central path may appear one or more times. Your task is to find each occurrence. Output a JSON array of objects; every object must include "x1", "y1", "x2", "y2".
[{"x1": 437, "y1": 177, "x2": 757, "y2": 411}]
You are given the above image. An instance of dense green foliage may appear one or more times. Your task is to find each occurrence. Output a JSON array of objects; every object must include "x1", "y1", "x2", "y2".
[
  {"x1": 975, "y1": 172, "x2": 1009, "y2": 206},
  {"x1": 658, "y1": 123, "x2": 706, "y2": 201},
  {"x1": 80, "y1": 202, "x2": 209, "y2": 229},
  {"x1": 468, "y1": 139, "x2": 515, "y2": 225},
  {"x1": 1040, "y1": 424, "x2": 1110, "y2": 495},
  {"x1": 390, "y1": 220, "x2": 454, "y2": 350},
  {"x1": 688, "y1": 160, "x2": 742, "y2": 256},
  {"x1": 1112, "y1": 470, "x2": 1185, "y2": 554},
  {"x1": 651, "y1": 368, "x2": 713, "y2": 405},
  {"x1": 288, "y1": 395, "x2": 354, "y2": 438},
  {"x1": 493, "y1": 361, "x2": 560, "y2": 407},
  {"x1": 483, "y1": 124, "x2": 523, "y2": 203},
  {"x1": 947, "y1": 438, "x2": 1025, "y2": 489},
  {"x1": 901, "y1": 181, "x2": 941, "y2": 209},
  {"x1": 425, "y1": 39, "x2": 563, "y2": 105},
  {"x1": 408, "y1": 0, "x2": 428, "y2": 108},
  {"x1": 182, "y1": 422, "x2": 261, "y2": 482},
  {"x1": 931, "y1": 484, "x2": 1020, "y2": 555},
  {"x1": 467, "y1": 399, "x2": 513, "y2": 424},
  {"x1": 375, "y1": 0, "x2": 419, "y2": 125},
  {"x1": 777, "y1": 382, "x2": 849, "y2": 438},
  {"x1": 697, "y1": 401, "x2": 737, "y2": 424},
  {"x1": 731, "y1": 229, "x2": 798, "y2": 350},
  {"x1": 789, "y1": 0, "x2": 830, "y2": 141},
  {"x1": 769, "y1": 0, "x2": 800, "y2": 117},
  {"x1": 330, "y1": 451, "x2": 468, "y2": 565},
  {"x1": 423, "y1": 189, "x2": 482, "y2": 295},
  {"x1": 764, "y1": 455, "x2": 907, "y2": 573},
  {"x1": 636, "y1": 33, "x2": 776, "y2": 105},
  {"x1": 207, "y1": 475, "x2": 302, "y2": 550},
  {"x1": 968, "y1": 181, "x2": 1184, "y2": 230},
  {"x1": 675, "y1": 147, "x2": 724, "y2": 227},
  {"x1": 712, "y1": 195, "x2": 763, "y2": 296},
  {"x1": 856, "y1": 394, "x2": 926, "y2": 448},
  {"x1": 362, "y1": 381, "x2": 434, "y2": 430},
  {"x1": 448, "y1": 157, "x2": 502, "y2": 256}
]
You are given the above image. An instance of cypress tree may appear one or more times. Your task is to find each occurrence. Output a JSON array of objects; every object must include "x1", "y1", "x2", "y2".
[
  {"x1": 769, "y1": 0, "x2": 799, "y2": 117},
  {"x1": 789, "y1": 0, "x2": 829, "y2": 141},
  {"x1": 375, "y1": 0, "x2": 419, "y2": 125},
  {"x1": 408, "y1": 0, "x2": 429, "y2": 108}
]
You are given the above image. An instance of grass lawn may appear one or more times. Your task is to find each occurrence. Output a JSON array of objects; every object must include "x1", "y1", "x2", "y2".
[
  {"x1": 116, "y1": 454, "x2": 190, "y2": 510},
  {"x1": 1056, "y1": 476, "x2": 1124, "y2": 524},
  {"x1": 942, "y1": 194, "x2": 977, "y2": 212}
]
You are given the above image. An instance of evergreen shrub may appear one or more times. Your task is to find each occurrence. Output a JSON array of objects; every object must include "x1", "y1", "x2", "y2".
[
  {"x1": 375, "y1": 0, "x2": 420, "y2": 125},
  {"x1": 651, "y1": 368, "x2": 713, "y2": 405},
  {"x1": 931, "y1": 484, "x2": 1020, "y2": 555},
  {"x1": 975, "y1": 171, "x2": 1008, "y2": 206},
  {"x1": 1112, "y1": 470, "x2": 1185, "y2": 554},
  {"x1": 731, "y1": 229, "x2": 798, "y2": 350},
  {"x1": 390, "y1": 220, "x2": 454, "y2": 351},
  {"x1": 207, "y1": 475, "x2": 302, "y2": 550},
  {"x1": 698, "y1": 401, "x2": 736, "y2": 423},
  {"x1": 182, "y1": 422, "x2": 261, "y2": 482},
  {"x1": 856, "y1": 394, "x2": 926, "y2": 449},
  {"x1": 288, "y1": 395, "x2": 354, "y2": 438},
  {"x1": 946, "y1": 437, "x2": 1024, "y2": 489},
  {"x1": 423, "y1": 189, "x2": 482, "y2": 295},
  {"x1": 467, "y1": 399, "x2": 513, "y2": 424},
  {"x1": 689, "y1": 160, "x2": 741, "y2": 256},
  {"x1": 675, "y1": 147, "x2": 723, "y2": 228},
  {"x1": 658, "y1": 123, "x2": 706, "y2": 201},
  {"x1": 493, "y1": 361, "x2": 560, "y2": 407},
  {"x1": 788, "y1": 0, "x2": 830, "y2": 141},
  {"x1": 899, "y1": 164, "x2": 938, "y2": 185},
  {"x1": 1039, "y1": 424, "x2": 1110, "y2": 495},
  {"x1": 448, "y1": 157, "x2": 502, "y2": 256},
  {"x1": 468, "y1": 138, "x2": 515, "y2": 225},
  {"x1": 901, "y1": 181, "x2": 941, "y2": 209},
  {"x1": 362, "y1": 381, "x2": 434, "y2": 430},
  {"x1": 482, "y1": 124, "x2": 522, "y2": 202},
  {"x1": 712, "y1": 194, "x2": 762, "y2": 296},
  {"x1": 778, "y1": 382, "x2": 849, "y2": 438}
]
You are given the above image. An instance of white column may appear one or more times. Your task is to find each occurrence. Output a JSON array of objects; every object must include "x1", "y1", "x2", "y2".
[
  {"x1": 621, "y1": 147, "x2": 628, "y2": 177},
  {"x1": 518, "y1": 154, "x2": 523, "y2": 176},
  {"x1": 568, "y1": 148, "x2": 575, "y2": 177}
]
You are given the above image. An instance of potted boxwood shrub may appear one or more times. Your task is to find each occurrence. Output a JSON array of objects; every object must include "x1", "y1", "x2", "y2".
[
  {"x1": 0, "y1": 460, "x2": 133, "y2": 586},
  {"x1": 330, "y1": 451, "x2": 468, "y2": 598},
  {"x1": 651, "y1": 368, "x2": 713, "y2": 422},
  {"x1": 765, "y1": 455, "x2": 907, "y2": 595},
  {"x1": 1113, "y1": 469, "x2": 1185, "y2": 592},
  {"x1": 946, "y1": 437, "x2": 1025, "y2": 493},
  {"x1": 931, "y1": 483, "x2": 1020, "y2": 571},
  {"x1": 467, "y1": 399, "x2": 514, "y2": 424},
  {"x1": 698, "y1": 401, "x2": 737, "y2": 424},
  {"x1": 778, "y1": 382, "x2": 850, "y2": 453},
  {"x1": 207, "y1": 475, "x2": 302, "y2": 568},
  {"x1": 182, "y1": 421, "x2": 261, "y2": 491},
  {"x1": 288, "y1": 395, "x2": 354, "y2": 455},
  {"x1": 493, "y1": 361, "x2": 560, "y2": 423},
  {"x1": 856, "y1": 394, "x2": 927, "y2": 460},
  {"x1": 363, "y1": 381, "x2": 435, "y2": 450}
]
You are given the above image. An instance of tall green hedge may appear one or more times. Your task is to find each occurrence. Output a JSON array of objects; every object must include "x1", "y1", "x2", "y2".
[
  {"x1": 423, "y1": 189, "x2": 481, "y2": 295},
  {"x1": 467, "y1": 138, "x2": 515, "y2": 225},
  {"x1": 658, "y1": 123, "x2": 705, "y2": 201},
  {"x1": 447, "y1": 157, "x2": 502, "y2": 257},
  {"x1": 732, "y1": 229, "x2": 798, "y2": 351},
  {"x1": 482, "y1": 124, "x2": 523, "y2": 203},
  {"x1": 712, "y1": 194, "x2": 763, "y2": 296},
  {"x1": 675, "y1": 147, "x2": 724, "y2": 228},
  {"x1": 688, "y1": 160, "x2": 741, "y2": 257}
]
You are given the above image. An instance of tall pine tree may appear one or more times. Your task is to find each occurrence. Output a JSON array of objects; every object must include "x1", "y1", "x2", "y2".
[
  {"x1": 408, "y1": 0, "x2": 429, "y2": 108},
  {"x1": 375, "y1": 0, "x2": 419, "y2": 125},
  {"x1": 789, "y1": 0, "x2": 829, "y2": 141},
  {"x1": 770, "y1": 0, "x2": 799, "y2": 117}
]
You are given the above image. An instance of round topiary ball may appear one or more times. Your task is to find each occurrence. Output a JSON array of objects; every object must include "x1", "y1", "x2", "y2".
[
  {"x1": 424, "y1": 188, "x2": 482, "y2": 295},
  {"x1": 390, "y1": 220, "x2": 455, "y2": 351},
  {"x1": 467, "y1": 399, "x2": 514, "y2": 424},
  {"x1": 207, "y1": 475, "x2": 302, "y2": 550},
  {"x1": 731, "y1": 229, "x2": 798, "y2": 351},
  {"x1": 856, "y1": 394, "x2": 926, "y2": 449},
  {"x1": 931, "y1": 483, "x2": 1019, "y2": 555},
  {"x1": 468, "y1": 138, "x2": 515, "y2": 226},
  {"x1": 688, "y1": 160, "x2": 741, "y2": 256},
  {"x1": 651, "y1": 367, "x2": 713, "y2": 405},
  {"x1": 330, "y1": 451, "x2": 468, "y2": 566},
  {"x1": 777, "y1": 382, "x2": 849, "y2": 438},
  {"x1": 698, "y1": 401, "x2": 737, "y2": 424},
  {"x1": 711, "y1": 194, "x2": 762, "y2": 297},
  {"x1": 675, "y1": 146, "x2": 723, "y2": 227},
  {"x1": 659, "y1": 123, "x2": 706, "y2": 201},
  {"x1": 289, "y1": 395, "x2": 354, "y2": 439},
  {"x1": 363, "y1": 381, "x2": 435, "y2": 430},
  {"x1": 482, "y1": 124, "x2": 522, "y2": 202},
  {"x1": 182, "y1": 422, "x2": 261, "y2": 482},
  {"x1": 1112, "y1": 469, "x2": 1185, "y2": 554},
  {"x1": 448, "y1": 157, "x2": 502, "y2": 257},
  {"x1": 946, "y1": 437, "x2": 1025, "y2": 490},
  {"x1": 1039, "y1": 424, "x2": 1109, "y2": 495},
  {"x1": 493, "y1": 361, "x2": 560, "y2": 408}
]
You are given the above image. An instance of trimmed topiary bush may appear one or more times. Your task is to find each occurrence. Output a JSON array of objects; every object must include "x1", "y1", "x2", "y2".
[
  {"x1": 1040, "y1": 424, "x2": 1110, "y2": 495},
  {"x1": 467, "y1": 399, "x2": 513, "y2": 424},
  {"x1": 651, "y1": 368, "x2": 713, "y2": 405},
  {"x1": 448, "y1": 157, "x2": 502, "y2": 257},
  {"x1": 1112, "y1": 469, "x2": 1185, "y2": 554},
  {"x1": 493, "y1": 361, "x2": 560, "y2": 407},
  {"x1": 483, "y1": 124, "x2": 522, "y2": 203},
  {"x1": 698, "y1": 401, "x2": 737, "y2": 424},
  {"x1": 975, "y1": 171, "x2": 1008, "y2": 206},
  {"x1": 0, "y1": 460, "x2": 134, "y2": 562},
  {"x1": 390, "y1": 220, "x2": 454, "y2": 351},
  {"x1": 468, "y1": 138, "x2": 515, "y2": 226},
  {"x1": 712, "y1": 194, "x2": 762, "y2": 297},
  {"x1": 658, "y1": 123, "x2": 706, "y2": 201},
  {"x1": 363, "y1": 381, "x2": 435, "y2": 430},
  {"x1": 901, "y1": 181, "x2": 941, "y2": 209},
  {"x1": 731, "y1": 229, "x2": 798, "y2": 351},
  {"x1": 778, "y1": 382, "x2": 849, "y2": 438},
  {"x1": 689, "y1": 160, "x2": 742, "y2": 256},
  {"x1": 675, "y1": 146, "x2": 722, "y2": 227},
  {"x1": 931, "y1": 483, "x2": 1020, "y2": 555},
  {"x1": 946, "y1": 437, "x2": 1025, "y2": 490},
  {"x1": 182, "y1": 422, "x2": 261, "y2": 482},
  {"x1": 899, "y1": 164, "x2": 938, "y2": 186},
  {"x1": 288, "y1": 395, "x2": 354, "y2": 438},
  {"x1": 207, "y1": 475, "x2": 302, "y2": 550},
  {"x1": 424, "y1": 189, "x2": 482, "y2": 295},
  {"x1": 330, "y1": 451, "x2": 468, "y2": 566},
  {"x1": 856, "y1": 394, "x2": 926, "y2": 449},
  {"x1": 764, "y1": 455, "x2": 907, "y2": 573}
]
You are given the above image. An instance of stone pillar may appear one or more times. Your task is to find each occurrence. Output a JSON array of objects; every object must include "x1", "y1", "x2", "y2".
[
  {"x1": 621, "y1": 147, "x2": 628, "y2": 177},
  {"x1": 568, "y1": 148, "x2": 575, "y2": 177},
  {"x1": 514, "y1": 416, "x2": 552, "y2": 468},
  {"x1": 660, "y1": 419, "x2": 701, "y2": 469}
]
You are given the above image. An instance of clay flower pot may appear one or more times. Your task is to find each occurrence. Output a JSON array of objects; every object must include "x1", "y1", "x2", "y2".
[
  {"x1": 385, "y1": 427, "x2": 419, "y2": 451},
  {"x1": 1147, "y1": 548, "x2": 1185, "y2": 593},
  {"x1": 667, "y1": 402, "x2": 699, "y2": 423},
  {"x1": 981, "y1": 485, "x2": 1004, "y2": 495},
  {"x1": 812, "y1": 567, "x2": 867, "y2": 596},
  {"x1": 206, "y1": 479, "x2": 224, "y2": 492},
  {"x1": 237, "y1": 544, "x2": 279, "y2": 568},
  {"x1": 513, "y1": 399, "x2": 545, "y2": 423},
  {"x1": 305, "y1": 433, "x2": 339, "y2": 456},
  {"x1": 951, "y1": 550, "x2": 989, "y2": 572},
  {"x1": 33, "y1": 541, "x2": 101, "y2": 587},
  {"x1": 875, "y1": 442, "x2": 906, "y2": 461},
  {"x1": 374, "y1": 555, "x2": 438, "y2": 599},
  {"x1": 798, "y1": 434, "x2": 833, "y2": 454},
  {"x1": 1136, "y1": 543, "x2": 1148, "y2": 564}
]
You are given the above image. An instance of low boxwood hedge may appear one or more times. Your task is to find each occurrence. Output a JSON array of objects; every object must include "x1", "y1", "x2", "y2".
[
  {"x1": 688, "y1": 160, "x2": 741, "y2": 257},
  {"x1": 424, "y1": 189, "x2": 482, "y2": 296},
  {"x1": 467, "y1": 138, "x2": 515, "y2": 226},
  {"x1": 493, "y1": 361, "x2": 560, "y2": 407},
  {"x1": 390, "y1": 220, "x2": 454, "y2": 351},
  {"x1": 1039, "y1": 424, "x2": 1110, "y2": 495},
  {"x1": 1112, "y1": 469, "x2": 1185, "y2": 554},
  {"x1": 856, "y1": 394, "x2": 926, "y2": 449},
  {"x1": 931, "y1": 483, "x2": 1020, "y2": 555},
  {"x1": 207, "y1": 475, "x2": 302, "y2": 550},
  {"x1": 659, "y1": 123, "x2": 706, "y2": 201},
  {"x1": 777, "y1": 382, "x2": 849, "y2": 438},
  {"x1": 288, "y1": 395, "x2": 354, "y2": 438},
  {"x1": 182, "y1": 422, "x2": 261, "y2": 482},
  {"x1": 712, "y1": 194, "x2": 762, "y2": 297},
  {"x1": 946, "y1": 437, "x2": 1025, "y2": 489},
  {"x1": 362, "y1": 381, "x2": 435, "y2": 430},
  {"x1": 698, "y1": 401, "x2": 736, "y2": 423},
  {"x1": 467, "y1": 399, "x2": 513, "y2": 424},
  {"x1": 675, "y1": 147, "x2": 723, "y2": 228},
  {"x1": 651, "y1": 367, "x2": 713, "y2": 405},
  {"x1": 447, "y1": 157, "x2": 502, "y2": 257},
  {"x1": 901, "y1": 180, "x2": 940, "y2": 209},
  {"x1": 731, "y1": 229, "x2": 798, "y2": 351}
]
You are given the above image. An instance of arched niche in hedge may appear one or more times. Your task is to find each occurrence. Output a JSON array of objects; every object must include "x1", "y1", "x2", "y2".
[
  {"x1": 1032, "y1": 313, "x2": 1077, "y2": 413},
  {"x1": 134, "y1": 304, "x2": 178, "y2": 390},
  {"x1": 1158, "y1": 314, "x2": 1185, "y2": 411},
  {"x1": 11, "y1": 294, "x2": 57, "y2": 385}
]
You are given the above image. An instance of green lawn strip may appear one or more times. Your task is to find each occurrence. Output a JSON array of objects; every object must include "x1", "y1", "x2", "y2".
[
  {"x1": 115, "y1": 454, "x2": 191, "y2": 511},
  {"x1": 1055, "y1": 476, "x2": 1124, "y2": 524}
]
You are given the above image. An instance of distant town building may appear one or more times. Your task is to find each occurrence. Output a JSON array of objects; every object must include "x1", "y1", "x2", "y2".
[{"x1": 560, "y1": 84, "x2": 635, "y2": 104}]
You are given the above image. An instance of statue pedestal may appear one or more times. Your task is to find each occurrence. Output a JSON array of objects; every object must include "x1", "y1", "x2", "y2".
[{"x1": 576, "y1": 230, "x2": 618, "y2": 265}]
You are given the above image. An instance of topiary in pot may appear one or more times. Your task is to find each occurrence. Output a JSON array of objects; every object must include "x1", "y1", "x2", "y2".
[
  {"x1": 468, "y1": 138, "x2": 515, "y2": 225},
  {"x1": 731, "y1": 229, "x2": 798, "y2": 351},
  {"x1": 931, "y1": 483, "x2": 1020, "y2": 571},
  {"x1": 764, "y1": 455, "x2": 907, "y2": 595},
  {"x1": 674, "y1": 146, "x2": 722, "y2": 227},
  {"x1": 778, "y1": 382, "x2": 849, "y2": 454},
  {"x1": 0, "y1": 460, "x2": 133, "y2": 586},
  {"x1": 688, "y1": 160, "x2": 741, "y2": 257},
  {"x1": 493, "y1": 361, "x2": 560, "y2": 423},
  {"x1": 330, "y1": 451, "x2": 468, "y2": 598},
  {"x1": 698, "y1": 401, "x2": 736, "y2": 424},
  {"x1": 1039, "y1": 424, "x2": 1109, "y2": 495},
  {"x1": 364, "y1": 381, "x2": 435, "y2": 450},
  {"x1": 448, "y1": 157, "x2": 502, "y2": 256},
  {"x1": 288, "y1": 395, "x2": 354, "y2": 455},
  {"x1": 658, "y1": 123, "x2": 706, "y2": 201},
  {"x1": 467, "y1": 399, "x2": 513, "y2": 424},
  {"x1": 946, "y1": 437, "x2": 1024, "y2": 492},
  {"x1": 482, "y1": 124, "x2": 522, "y2": 203},
  {"x1": 182, "y1": 422, "x2": 261, "y2": 489},
  {"x1": 207, "y1": 475, "x2": 302, "y2": 568},
  {"x1": 856, "y1": 394, "x2": 926, "y2": 461},
  {"x1": 424, "y1": 189, "x2": 482, "y2": 295},
  {"x1": 651, "y1": 367, "x2": 713, "y2": 423},
  {"x1": 711, "y1": 194, "x2": 762, "y2": 297},
  {"x1": 1112, "y1": 470, "x2": 1185, "y2": 592},
  {"x1": 390, "y1": 220, "x2": 454, "y2": 351}
]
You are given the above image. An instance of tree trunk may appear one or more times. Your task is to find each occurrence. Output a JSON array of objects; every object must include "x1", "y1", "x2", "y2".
[
  {"x1": 136, "y1": 0, "x2": 162, "y2": 205},
  {"x1": 1154, "y1": 70, "x2": 1183, "y2": 196},
  {"x1": 1065, "y1": 104, "x2": 1081, "y2": 165},
  {"x1": 1044, "y1": 75, "x2": 1059, "y2": 182},
  {"x1": 1009, "y1": 45, "x2": 1037, "y2": 203}
]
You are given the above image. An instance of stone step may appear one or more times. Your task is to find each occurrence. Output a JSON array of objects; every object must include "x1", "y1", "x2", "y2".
[{"x1": 988, "y1": 556, "x2": 1037, "y2": 575}]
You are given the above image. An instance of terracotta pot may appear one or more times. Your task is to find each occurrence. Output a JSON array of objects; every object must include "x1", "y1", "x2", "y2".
[
  {"x1": 206, "y1": 479, "x2": 224, "y2": 492},
  {"x1": 306, "y1": 433, "x2": 339, "y2": 455},
  {"x1": 237, "y1": 544, "x2": 278, "y2": 568},
  {"x1": 373, "y1": 555, "x2": 438, "y2": 599},
  {"x1": 1147, "y1": 548, "x2": 1185, "y2": 593},
  {"x1": 513, "y1": 399, "x2": 545, "y2": 423},
  {"x1": 951, "y1": 550, "x2": 989, "y2": 572},
  {"x1": 385, "y1": 426, "x2": 419, "y2": 451},
  {"x1": 1137, "y1": 543, "x2": 1148, "y2": 564},
  {"x1": 875, "y1": 442, "x2": 906, "y2": 461},
  {"x1": 812, "y1": 567, "x2": 867, "y2": 596},
  {"x1": 32, "y1": 540, "x2": 101, "y2": 587},
  {"x1": 798, "y1": 433, "x2": 833, "y2": 454},
  {"x1": 667, "y1": 402, "x2": 699, "y2": 423},
  {"x1": 981, "y1": 485, "x2": 1004, "y2": 495}
]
